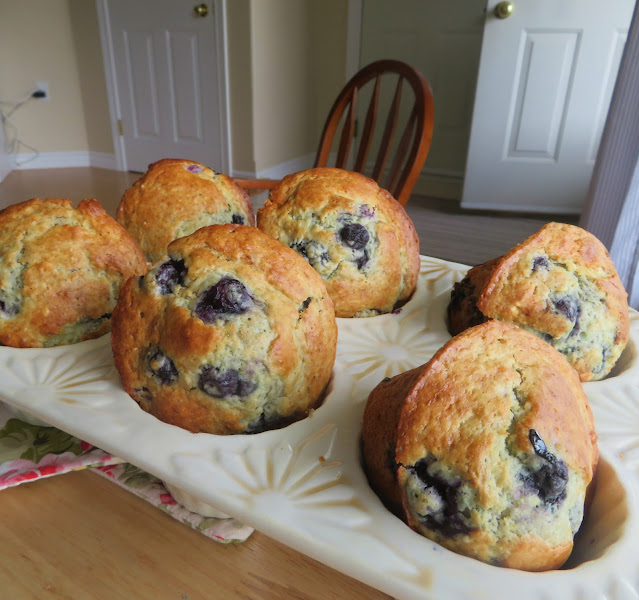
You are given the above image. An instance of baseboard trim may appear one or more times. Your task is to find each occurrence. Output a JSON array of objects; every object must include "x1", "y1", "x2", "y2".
[
  {"x1": 461, "y1": 200, "x2": 582, "y2": 215},
  {"x1": 233, "y1": 153, "x2": 315, "y2": 180},
  {"x1": 413, "y1": 168, "x2": 464, "y2": 200},
  {"x1": 12, "y1": 151, "x2": 117, "y2": 170},
  {"x1": 232, "y1": 157, "x2": 466, "y2": 202},
  {"x1": 0, "y1": 163, "x2": 11, "y2": 183},
  {"x1": 89, "y1": 152, "x2": 118, "y2": 170}
]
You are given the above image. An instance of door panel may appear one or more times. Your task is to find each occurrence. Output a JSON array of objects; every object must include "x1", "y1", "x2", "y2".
[
  {"x1": 124, "y1": 31, "x2": 160, "y2": 138},
  {"x1": 168, "y1": 32, "x2": 204, "y2": 142},
  {"x1": 105, "y1": 0, "x2": 223, "y2": 173},
  {"x1": 508, "y1": 31, "x2": 579, "y2": 159},
  {"x1": 462, "y1": 0, "x2": 634, "y2": 213}
]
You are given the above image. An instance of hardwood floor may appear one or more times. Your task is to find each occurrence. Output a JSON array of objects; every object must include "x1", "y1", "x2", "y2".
[
  {"x1": 0, "y1": 167, "x2": 579, "y2": 267},
  {"x1": 405, "y1": 195, "x2": 578, "y2": 266},
  {"x1": 0, "y1": 167, "x2": 139, "y2": 217}
]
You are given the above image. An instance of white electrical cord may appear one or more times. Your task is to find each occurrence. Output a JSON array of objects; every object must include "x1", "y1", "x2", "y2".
[{"x1": 0, "y1": 88, "x2": 41, "y2": 166}]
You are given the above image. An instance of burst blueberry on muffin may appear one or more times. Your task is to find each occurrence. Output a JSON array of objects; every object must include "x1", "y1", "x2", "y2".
[
  {"x1": 257, "y1": 168, "x2": 420, "y2": 318},
  {"x1": 362, "y1": 320, "x2": 598, "y2": 571},
  {"x1": 117, "y1": 158, "x2": 255, "y2": 262},
  {"x1": 447, "y1": 222, "x2": 629, "y2": 381},
  {"x1": 0, "y1": 197, "x2": 147, "y2": 347},
  {"x1": 111, "y1": 224, "x2": 337, "y2": 435}
]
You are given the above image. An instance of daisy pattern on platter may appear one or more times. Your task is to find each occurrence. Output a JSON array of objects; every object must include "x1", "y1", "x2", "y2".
[
  {"x1": 337, "y1": 306, "x2": 448, "y2": 400},
  {"x1": 587, "y1": 382, "x2": 639, "y2": 471},
  {"x1": 172, "y1": 424, "x2": 371, "y2": 532},
  {"x1": 419, "y1": 256, "x2": 469, "y2": 297},
  {"x1": 0, "y1": 336, "x2": 114, "y2": 411}
]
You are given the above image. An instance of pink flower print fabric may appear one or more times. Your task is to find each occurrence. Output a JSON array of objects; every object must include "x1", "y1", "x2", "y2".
[
  {"x1": 0, "y1": 403, "x2": 253, "y2": 543},
  {"x1": 94, "y1": 463, "x2": 253, "y2": 543},
  {"x1": 0, "y1": 411, "x2": 123, "y2": 490}
]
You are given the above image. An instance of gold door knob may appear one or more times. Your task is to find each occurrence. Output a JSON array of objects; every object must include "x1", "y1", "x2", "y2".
[
  {"x1": 193, "y1": 3, "x2": 209, "y2": 18},
  {"x1": 494, "y1": 1, "x2": 513, "y2": 19}
]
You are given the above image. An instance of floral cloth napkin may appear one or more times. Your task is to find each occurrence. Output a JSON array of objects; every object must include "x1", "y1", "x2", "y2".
[{"x1": 0, "y1": 403, "x2": 253, "y2": 543}]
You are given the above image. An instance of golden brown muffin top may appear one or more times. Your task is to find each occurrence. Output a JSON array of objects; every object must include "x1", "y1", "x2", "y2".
[
  {"x1": 396, "y1": 320, "x2": 598, "y2": 495},
  {"x1": 478, "y1": 222, "x2": 628, "y2": 342},
  {"x1": 0, "y1": 197, "x2": 146, "y2": 347},
  {"x1": 111, "y1": 224, "x2": 337, "y2": 434},
  {"x1": 117, "y1": 158, "x2": 255, "y2": 262},
  {"x1": 257, "y1": 167, "x2": 420, "y2": 317}
]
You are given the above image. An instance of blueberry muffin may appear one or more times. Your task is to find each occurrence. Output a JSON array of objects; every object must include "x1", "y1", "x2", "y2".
[
  {"x1": 362, "y1": 320, "x2": 598, "y2": 571},
  {"x1": 0, "y1": 198, "x2": 146, "y2": 348},
  {"x1": 111, "y1": 224, "x2": 337, "y2": 435},
  {"x1": 117, "y1": 158, "x2": 255, "y2": 262},
  {"x1": 447, "y1": 222, "x2": 629, "y2": 381},
  {"x1": 361, "y1": 367, "x2": 423, "y2": 518},
  {"x1": 257, "y1": 168, "x2": 420, "y2": 317}
]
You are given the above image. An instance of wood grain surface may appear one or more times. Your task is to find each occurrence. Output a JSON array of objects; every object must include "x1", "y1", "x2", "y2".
[{"x1": 0, "y1": 470, "x2": 391, "y2": 599}]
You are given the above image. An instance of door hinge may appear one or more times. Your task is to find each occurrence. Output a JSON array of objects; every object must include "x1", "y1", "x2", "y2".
[{"x1": 117, "y1": 119, "x2": 124, "y2": 136}]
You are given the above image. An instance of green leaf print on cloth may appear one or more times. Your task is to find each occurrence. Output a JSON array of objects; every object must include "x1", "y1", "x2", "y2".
[
  {"x1": 0, "y1": 418, "x2": 86, "y2": 463},
  {"x1": 0, "y1": 403, "x2": 253, "y2": 543},
  {"x1": 117, "y1": 463, "x2": 159, "y2": 489},
  {"x1": 0, "y1": 407, "x2": 122, "y2": 490}
]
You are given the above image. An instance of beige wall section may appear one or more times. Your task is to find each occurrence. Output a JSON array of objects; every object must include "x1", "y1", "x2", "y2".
[
  {"x1": 308, "y1": 1, "x2": 348, "y2": 145},
  {"x1": 227, "y1": 0, "x2": 255, "y2": 174},
  {"x1": 250, "y1": 0, "x2": 313, "y2": 173},
  {"x1": 69, "y1": 0, "x2": 113, "y2": 154},
  {"x1": 0, "y1": 0, "x2": 90, "y2": 154},
  {"x1": 249, "y1": 0, "x2": 349, "y2": 174}
]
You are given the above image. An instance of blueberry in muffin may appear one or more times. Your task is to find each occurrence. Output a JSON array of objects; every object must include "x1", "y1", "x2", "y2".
[
  {"x1": 0, "y1": 197, "x2": 146, "y2": 347},
  {"x1": 447, "y1": 222, "x2": 629, "y2": 381},
  {"x1": 257, "y1": 168, "x2": 420, "y2": 318},
  {"x1": 111, "y1": 224, "x2": 337, "y2": 435},
  {"x1": 117, "y1": 158, "x2": 255, "y2": 262},
  {"x1": 362, "y1": 320, "x2": 598, "y2": 571}
]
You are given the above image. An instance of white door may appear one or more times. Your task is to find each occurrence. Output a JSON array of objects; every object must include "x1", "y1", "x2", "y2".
[
  {"x1": 100, "y1": 0, "x2": 228, "y2": 173},
  {"x1": 462, "y1": 0, "x2": 634, "y2": 213}
]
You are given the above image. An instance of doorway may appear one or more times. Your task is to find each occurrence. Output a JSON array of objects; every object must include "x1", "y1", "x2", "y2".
[
  {"x1": 96, "y1": 0, "x2": 231, "y2": 174},
  {"x1": 357, "y1": 0, "x2": 634, "y2": 213}
]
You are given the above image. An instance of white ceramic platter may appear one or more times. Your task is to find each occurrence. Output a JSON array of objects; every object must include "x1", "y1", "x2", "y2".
[{"x1": 1, "y1": 255, "x2": 639, "y2": 600}]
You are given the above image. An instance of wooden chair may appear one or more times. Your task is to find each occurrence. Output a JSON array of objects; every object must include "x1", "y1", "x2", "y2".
[{"x1": 234, "y1": 59, "x2": 434, "y2": 206}]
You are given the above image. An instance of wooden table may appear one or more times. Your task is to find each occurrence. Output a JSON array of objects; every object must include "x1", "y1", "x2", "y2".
[{"x1": 0, "y1": 469, "x2": 392, "y2": 599}]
